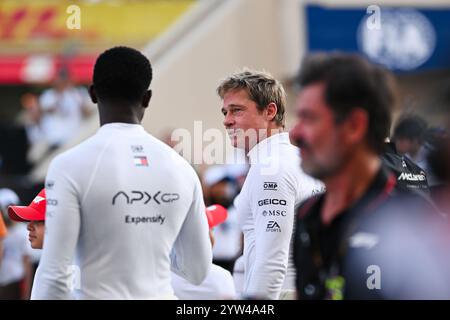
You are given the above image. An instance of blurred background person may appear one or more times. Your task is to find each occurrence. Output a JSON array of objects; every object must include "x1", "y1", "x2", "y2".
[
  {"x1": 391, "y1": 115, "x2": 428, "y2": 162},
  {"x1": 171, "y1": 204, "x2": 236, "y2": 300},
  {"x1": 0, "y1": 215, "x2": 7, "y2": 267},
  {"x1": 292, "y1": 53, "x2": 448, "y2": 300},
  {"x1": 427, "y1": 118, "x2": 450, "y2": 213},
  {"x1": 38, "y1": 68, "x2": 94, "y2": 150},
  {"x1": 382, "y1": 116, "x2": 430, "y2": 195},
  {"x1": 389, "y1": 115, "x2": 449, "y2": 195},
  {"x1": 417, "y1": 124, "x2": 448, "y2": 192},
  {"x1": 202, "y1": 164, "x2": 245, "y2": 273},
  {"x1": 0, "y1": 188, "x2": 32, "y2": 300},
  {"x1": 20, "y1": 93, "x2": 42, "y2": 147}
]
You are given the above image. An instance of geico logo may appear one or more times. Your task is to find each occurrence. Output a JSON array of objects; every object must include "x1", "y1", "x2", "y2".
[
  {"x1": 262, "y1": 210, "x2": 286, "y2": 217},
  {"x1": 398, "y1": 172, "x2": 426, "y2": 181},
  {"x1": 112, "y1": 191, "x2": 180, "y2": 205},
  {"x1": 258, "y1": 199, "x2": 287, "y2": 206}
]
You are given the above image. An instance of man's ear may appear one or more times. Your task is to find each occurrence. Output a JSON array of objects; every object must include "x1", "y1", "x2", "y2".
[
  {"x1": 142, "y1": 90, "x2": 152, "y2": 108},
  {"x1": 265, "y1": 102, "x2": 278, "y2": 122},
  {"x1": 345, "y1": 108, "x2": 369, "y2": 144},
  {"x1": 89, "y1": 85, "x2": 97, "y2": 104}
]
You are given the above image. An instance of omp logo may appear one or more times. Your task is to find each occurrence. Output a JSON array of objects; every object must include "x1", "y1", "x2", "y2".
[
  {"x1": 263, "y1": 182, "x2": 278, "y2": 191},
  {"x1": 33, "y1": 196, "x2": 45, "y2": 204},
  {"x1": 262, "y1": 210, "x2": 286, "y2": 217},
  {"x1": 258, "y1": 199, "x2": 287, "y2": 206},
  {"x1": 398, "y1": 172, "x2": 426, "y2": 182},
  {"x1": 112, "y1": 191, "x2": 180, "y2": 205},
  {"x1": 266, "y1": 221, "x2": 281, "y2": 232}
]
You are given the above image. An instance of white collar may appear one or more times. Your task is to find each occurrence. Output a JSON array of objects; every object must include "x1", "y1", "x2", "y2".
[
  {"x1": 247, "y1": 132, "x2": 290, "y2": 164},
  {"x1": 99, "y1": 122, "x2": 145, "y2": 133}
]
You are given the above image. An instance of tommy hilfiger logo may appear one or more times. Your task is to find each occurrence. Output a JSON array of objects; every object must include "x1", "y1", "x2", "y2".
[{"x1": 133, "y1": 156, "x2": 148, "y2": 167}]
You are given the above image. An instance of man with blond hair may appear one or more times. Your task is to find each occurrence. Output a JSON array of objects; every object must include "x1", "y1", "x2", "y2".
[{"x1": 217, "y1": 69, "x2": 323, "y2": 299}]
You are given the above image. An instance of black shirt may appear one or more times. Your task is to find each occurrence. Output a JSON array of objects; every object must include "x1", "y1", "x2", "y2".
[{"x1": 294, "y1": 166, "x2": 448, "y2": 299}]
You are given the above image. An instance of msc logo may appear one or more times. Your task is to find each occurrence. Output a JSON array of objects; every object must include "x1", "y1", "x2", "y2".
[
  {"x1": 266, "y1": 221, "x2": 281, "y2": 232},
  {"x1": 112, "y1": 191, "x2": 180, "y2": 205},
  {"x1": 263, "y1": 182, "x2": 278, "y2": 191},
  {"x1": 262, "y1": 210, "x2": 286, "y2": 217},
  {"x1": 258, "y1": 199, "x2": 287, "y2": 206}
]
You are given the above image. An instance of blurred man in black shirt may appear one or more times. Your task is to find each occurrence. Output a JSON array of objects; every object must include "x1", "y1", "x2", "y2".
[{"x1": 291, "y1": 53, "x2": 449, "y2": 300}]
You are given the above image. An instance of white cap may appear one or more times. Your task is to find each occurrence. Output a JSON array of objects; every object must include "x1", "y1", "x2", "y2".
[
  {"x1": 0, "y1": 188, "x2": 20, "y2": 210},
  {"x1": 226, "y1": 164, "x2": 249, "y2": 179},
  {"x1": 203, "y1": 165, "x2": 229, "y2": 187}
]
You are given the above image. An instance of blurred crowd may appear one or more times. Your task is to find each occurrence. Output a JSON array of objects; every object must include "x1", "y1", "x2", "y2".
[{"x1": 0, "y1": 68, "x2": 94, "y2": 178}]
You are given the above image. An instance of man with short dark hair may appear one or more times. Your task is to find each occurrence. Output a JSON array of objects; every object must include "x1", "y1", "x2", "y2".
[
  {"x1": 32, "y1": 46, "x2": 212, "y2": 299},
  {"x1": 392, "y1": 115, "x2": 428, "y2": 160},
  {"x1": 291, "y1": 53, "x2": 447, "y2": 299}
]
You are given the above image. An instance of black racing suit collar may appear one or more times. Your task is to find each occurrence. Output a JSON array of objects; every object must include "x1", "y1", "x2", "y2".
[{"x1": 302, "y1": 166, "x2": 396, "y2": 227}]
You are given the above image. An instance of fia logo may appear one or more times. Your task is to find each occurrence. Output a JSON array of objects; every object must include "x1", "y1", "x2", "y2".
[{"x1": 358, "y1": 8, "x2": 436, "y2": 70}]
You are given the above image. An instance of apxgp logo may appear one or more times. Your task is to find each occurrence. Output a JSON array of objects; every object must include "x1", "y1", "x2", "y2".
[{"x1": 112, "y1": 191, "x2": 180, "y2": 205}]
